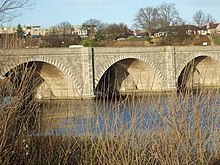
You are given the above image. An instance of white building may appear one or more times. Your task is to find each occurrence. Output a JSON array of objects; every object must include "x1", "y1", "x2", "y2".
[
  {"x1": 71, "y1": 25, "x2": 88, "y2": 38},
  {"x1": 23, "y1": 25, "x2": 50, "y2": 36},
  {"x1": 0, "y1": 26, "x2": 17, "y2": 34},
  {"x1": 0, "y1": 25, "x2": 49, "y2": 36}
]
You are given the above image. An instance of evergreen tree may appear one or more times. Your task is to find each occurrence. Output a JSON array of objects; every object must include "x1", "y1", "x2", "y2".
[{"x1": 17, "y1": 24, "x2": 24, "y2": 39}]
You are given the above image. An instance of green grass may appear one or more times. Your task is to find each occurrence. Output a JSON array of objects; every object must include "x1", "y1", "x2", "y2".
[{"x1": 213, "y1": 36, "x2": 220, "y2": 45}]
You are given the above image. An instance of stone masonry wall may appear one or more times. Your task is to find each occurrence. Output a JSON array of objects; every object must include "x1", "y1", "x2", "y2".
[{"x1": 1, "y1": 46, "x2": 220, "y2": 98}]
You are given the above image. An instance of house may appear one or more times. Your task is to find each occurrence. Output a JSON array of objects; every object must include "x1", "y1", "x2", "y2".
[
  {"x1": 0, "y1": 25, "x2": 50, "y2": 37},
  {"x1": 206, "y1": 22, "x2": 220, "y2": 35},
  {"x1": 154, "y1": 31, "x2": 168, "y2": 37},
  {"x1": 23, "y1": 25, "x2": 50, "y2": 36},
  {"x1": 179, "y1": 25, "x2": 207, "y2": 35},
  {"x1": 133, "y1": 30, "x2": 147, "y2": 38},
  {"x1": 0, "y1": 26, "x2": 17, "y2": 34},
  {"x1": 71, "y1": 25, "x2": 88, "y2": 38},
  {"x1": 153, "y1": 24, "x2": 208, "y2": 37},
  {"x1": 153, "y1": 27, "x2": 175, "y2": 38}
]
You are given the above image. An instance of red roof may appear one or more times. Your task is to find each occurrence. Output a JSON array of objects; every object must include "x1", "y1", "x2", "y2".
[{"x1": 206, "y1": 22, "x2": 220, "y2": 29}]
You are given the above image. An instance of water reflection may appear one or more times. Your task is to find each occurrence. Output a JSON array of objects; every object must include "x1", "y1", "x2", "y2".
[{"x1": 36, "y1": 90, "x2": 220, "y2": 137}]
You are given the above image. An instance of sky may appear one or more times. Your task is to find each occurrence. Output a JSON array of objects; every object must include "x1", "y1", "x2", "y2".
[{"x1": 9, "y1": 0, "x2": 220, "y2": 28}]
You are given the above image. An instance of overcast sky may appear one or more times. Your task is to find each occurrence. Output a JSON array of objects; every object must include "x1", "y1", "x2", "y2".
[{"x1": 10, "y1": 0, "x2": 220, "y2": 28}]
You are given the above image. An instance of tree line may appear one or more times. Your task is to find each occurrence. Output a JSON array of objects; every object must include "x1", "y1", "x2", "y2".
[
  {"x1": 42, "y1": 2, "x2": 216, "y2": 47},
  {"x1": 134, "y1": 3, "x2": 215, "y2": 35},
  {"x1": 2, "y1": 1, "x2": 216, "y2": 47},
  {"x1": 41, "y1": 20, "x2": 132, "y2": 47}
]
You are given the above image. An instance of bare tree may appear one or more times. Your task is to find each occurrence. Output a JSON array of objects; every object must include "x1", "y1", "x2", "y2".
[
  {"x1": 206, "y1": 13, "x2": 216, "y2": 23},
  {"x1": 158, "y1": 3, "x2": 182, "y2": 29},
  {"x1": 47, "y1": 21, "x2": 79, "y2": 47},
  {"x1": 134, "y1": 3, "x2": 182, "y2": 36},
  {"x1": 83, "y1": 18, "x2": 105, "y2": 31},
  {"x1": 193, "y1": 10, "x2": 206, "y2": 27},
  {"x1": 102, "y1": 23, "x2": 131, "y2": 40},
  {"x1": 0, "y1": 0, "x2": 34, "y2": 23},
  {"x1": 133, "y1": 7, "x2": 159, "y2": 36},
  {"x1": 51, "y1": 21, "x2": 73, "y2": 35},
  {"x1": 193, "y1": 11, "x2": 216, "y2": 27},
  {"x1": 173, "y1": 24, "x2": 194, "y2": 45},
  {"x1": 83, "y1": 19, "x2": 105, "y2": 39}
]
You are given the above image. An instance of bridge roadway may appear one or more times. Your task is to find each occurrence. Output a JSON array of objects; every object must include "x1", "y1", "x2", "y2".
[{"x1": 0, "y1": 46, "x2": 220, "y2": 99}]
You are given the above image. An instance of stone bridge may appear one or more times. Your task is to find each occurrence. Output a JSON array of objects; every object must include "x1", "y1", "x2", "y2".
[{"x1": 1, "y1": 46, "x2": 220, "y2": 99}]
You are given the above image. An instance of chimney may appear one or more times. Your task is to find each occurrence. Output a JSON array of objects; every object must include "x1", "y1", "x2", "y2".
[
  {"x1": 206, "y1": 22, "x2": 210, "y2": 29},
  {"x1": 197, "y1": 21, "x2": 201, "y2": 28}
]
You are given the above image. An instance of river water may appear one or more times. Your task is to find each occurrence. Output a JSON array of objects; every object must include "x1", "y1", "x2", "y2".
[{"x1": 36, "y1": 90, "x2": 220, "y2": 137}]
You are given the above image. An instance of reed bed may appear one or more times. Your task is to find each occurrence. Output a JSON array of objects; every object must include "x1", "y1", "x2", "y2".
[{"x1": 1, "y1": 80, "x2": 220, "y2": 164}]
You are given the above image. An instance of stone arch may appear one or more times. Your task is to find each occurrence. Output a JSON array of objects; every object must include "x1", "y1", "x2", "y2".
[
  {"x1": 1, "y1": 56, "x2": 82, "y2": 98},
  {"x1": 176, "y1": 52, "x2": 220, "y2": 80},
  {"x1": 95, "y1": 55, "x2": 165, "y2": 95},
  {"x1": 95, "y1": 54, "x2": 165, "y2": 87},
  {"x1": 177, "y1": 52, "x2": 220, "y2": 90}
]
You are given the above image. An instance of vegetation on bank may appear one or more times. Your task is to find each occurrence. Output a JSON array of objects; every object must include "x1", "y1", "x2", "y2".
[
  {"x1": 79, "y1": 35, "x2": 212, "y2": 47},
  {"x1": 80, "y1": 38, "x2": 150, "y2": 47},
  {"x1": 4, "y1": 63, "x2": 220, "y2": 160},
  {"x1": 1, "y1": 67, "x2": 220, "y2": 164},
  {"x1": 213, "y1": 36, "x2": 220, "y2": 45}
]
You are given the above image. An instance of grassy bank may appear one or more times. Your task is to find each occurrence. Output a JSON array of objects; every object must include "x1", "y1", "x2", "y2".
[
  {"x1": 80, "y1": 35, "x2": 214, "y2": 47},
  {"x1": 213, "y1": 36, "x2": 220, "y2": 45}
]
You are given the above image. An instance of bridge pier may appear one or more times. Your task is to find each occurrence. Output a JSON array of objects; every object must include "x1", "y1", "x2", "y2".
[
  {"x1": 164, "y1": 46, "x2": 177, "y2": 91},
  {"x1": 80, "y1": 48, "x2": 95, "y2": 98}
]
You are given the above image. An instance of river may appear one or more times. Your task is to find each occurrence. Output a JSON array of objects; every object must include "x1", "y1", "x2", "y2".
[{"x1": 35, "y1": 89, "x2": 220, "y2": 137}]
